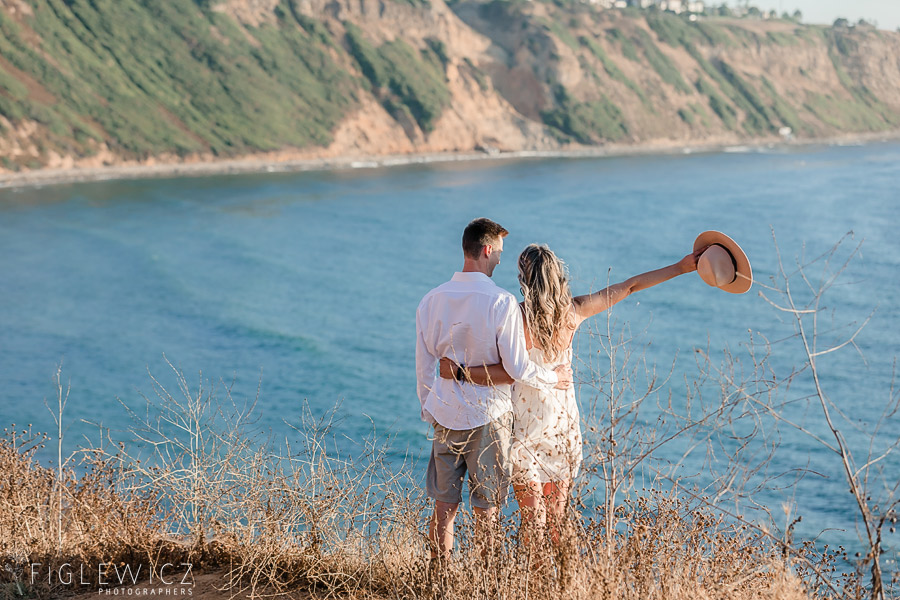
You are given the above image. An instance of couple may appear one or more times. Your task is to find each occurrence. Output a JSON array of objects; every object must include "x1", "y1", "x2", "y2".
[{"x1": 414, "y1": 217, "x2": 703, "y2": 560}]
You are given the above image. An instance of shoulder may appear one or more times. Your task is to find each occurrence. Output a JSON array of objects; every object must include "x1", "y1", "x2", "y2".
[
  {"x1": 417, "y1": 282, "x2": 448, "y2": 317},
  {"x1": 419, "y1": 277, "x2": 455, "y2": 302},
  {"x1": 567, "y1": 300, "x2": 579, "y2": 321},
  {"x1": 484, "y1": 289, "x2": 520, "y2": 329},
  {"x1": 518, "y1": 302, "x2": 534, "y2": 347},
  {"x1": 490, "y1": 287, "x2": 518, "y2": 311}
]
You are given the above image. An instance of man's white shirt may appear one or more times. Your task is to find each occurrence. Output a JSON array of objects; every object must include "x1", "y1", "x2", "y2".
[{"x1": 416, "y1": 271, "x2": 560, "y2": 430}]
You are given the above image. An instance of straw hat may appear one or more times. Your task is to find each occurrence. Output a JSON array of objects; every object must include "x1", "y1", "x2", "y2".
[{"x1": 693, "y1": 231, "x2": 752, "y2": 294}]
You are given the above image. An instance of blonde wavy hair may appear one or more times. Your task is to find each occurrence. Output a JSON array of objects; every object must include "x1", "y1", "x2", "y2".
[{"x1": 518, "y1": 244, "x2": 576, "y2": 363}]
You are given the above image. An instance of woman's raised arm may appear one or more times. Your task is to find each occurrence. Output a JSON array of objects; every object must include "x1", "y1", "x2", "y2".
[{"x1": 573, "y1": 249, "x2": 702, "y2": 322}]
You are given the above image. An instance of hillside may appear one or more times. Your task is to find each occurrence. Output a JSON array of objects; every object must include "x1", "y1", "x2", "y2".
[{"x1": 1, "y1": 0, "x2": 899, "y2": 173}]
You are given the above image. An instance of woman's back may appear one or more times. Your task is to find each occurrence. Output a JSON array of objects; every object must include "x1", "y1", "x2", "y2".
[{"x1": 510, "y1": 343, "x2": 581, "y2": 484}]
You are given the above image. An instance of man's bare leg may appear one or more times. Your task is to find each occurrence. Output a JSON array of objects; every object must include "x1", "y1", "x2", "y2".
[{"x1": 429, "y1": 500, "x2": 460, "y2": 560}]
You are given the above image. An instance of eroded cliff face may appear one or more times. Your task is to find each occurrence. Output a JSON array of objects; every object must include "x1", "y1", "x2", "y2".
[
  {"x1": 0, "y1": 0, "x2": 898, "y2": 173},
  {"x1": 284, "y1": 0, "x2": 561, "y2": 155}
]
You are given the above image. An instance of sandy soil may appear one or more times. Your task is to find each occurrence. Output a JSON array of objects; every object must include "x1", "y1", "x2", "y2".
[{"x1": 1, "y1": 130, "x2": 898, "y2": 190}]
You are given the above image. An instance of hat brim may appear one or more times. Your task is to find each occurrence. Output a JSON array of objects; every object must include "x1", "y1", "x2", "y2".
[{"x1": 693, "y1": 231, "x2": 752, "y2": 294}]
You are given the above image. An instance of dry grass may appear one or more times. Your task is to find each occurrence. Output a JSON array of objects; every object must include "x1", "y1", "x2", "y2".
[
  {"x1": 0, "y1": 367, "x2": 825, "y2": 600},
  {"x1": 0, "y1": 426, "x2": 177, "y2": 597}
]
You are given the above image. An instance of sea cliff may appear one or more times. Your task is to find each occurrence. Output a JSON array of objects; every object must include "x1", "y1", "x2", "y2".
[{"x1": 1, "y1": 0, "x2": 899, "y2": 175}]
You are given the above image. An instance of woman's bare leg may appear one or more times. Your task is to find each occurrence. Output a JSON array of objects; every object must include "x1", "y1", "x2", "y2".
[
  {"x1": 514, "y1": 481, "x2": 546, "y2": 555},
  {"x1": 543, "y1": 479, "x2": 570, "y2": 547}
]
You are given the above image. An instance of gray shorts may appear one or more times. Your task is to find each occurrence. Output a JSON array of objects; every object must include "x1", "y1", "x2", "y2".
[{"x1": 426, "y1": 412, "x2": 513, "y2": 509}]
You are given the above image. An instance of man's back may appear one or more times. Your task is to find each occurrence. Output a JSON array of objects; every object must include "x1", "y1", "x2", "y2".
[
  {"x1": 419, "y1": 272, "x2": 512, "y2": 372},
  {"x1": 416, "y1": 271, "x2": 516, "y2": 430}
]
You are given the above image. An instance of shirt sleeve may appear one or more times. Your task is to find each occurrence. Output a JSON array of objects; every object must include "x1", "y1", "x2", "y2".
[
  {"x1": 415, "y1": 302, "x2": 438, "y2": 422},
  {"x1": 495, "y1": 297, "x2": 559, "y2": 391}
]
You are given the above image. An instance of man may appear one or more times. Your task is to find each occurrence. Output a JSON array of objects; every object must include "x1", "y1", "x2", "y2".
[{"x1": 415, "y1": 217, "x2": 573, "y2": 562}]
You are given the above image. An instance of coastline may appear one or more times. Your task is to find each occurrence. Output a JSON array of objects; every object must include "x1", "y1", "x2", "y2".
[{"x1": 1, "y1": 130, "x2": 899, "y2": 190}]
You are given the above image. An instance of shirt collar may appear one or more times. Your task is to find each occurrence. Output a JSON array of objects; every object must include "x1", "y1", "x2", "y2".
[{"x1": 451, "y1": 271, "x2": 493, "y2": 283}]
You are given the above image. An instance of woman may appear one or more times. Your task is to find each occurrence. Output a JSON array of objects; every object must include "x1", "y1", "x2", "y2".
[{"x1": 440, "y1": 243, "x2": 701, "y2": 546}]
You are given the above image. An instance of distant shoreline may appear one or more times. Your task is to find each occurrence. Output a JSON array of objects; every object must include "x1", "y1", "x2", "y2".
[{"x1": 2, "y1": 130, "x2": 899, "y2": 191}]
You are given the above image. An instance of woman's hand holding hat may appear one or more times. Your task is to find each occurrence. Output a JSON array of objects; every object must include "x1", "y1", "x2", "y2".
[{"x1": 693, "y1": 231, "x2": 753, "y2": 294}]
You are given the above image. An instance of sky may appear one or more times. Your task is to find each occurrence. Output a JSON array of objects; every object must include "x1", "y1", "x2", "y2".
[{"x1": 740, "y1": 0, "x2": 900, "y2": 30}]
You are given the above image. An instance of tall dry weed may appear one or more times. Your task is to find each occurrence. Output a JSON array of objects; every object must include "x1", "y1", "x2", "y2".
[{"x1": 0, "y1": 365, "x2": 808, "y2": 600}]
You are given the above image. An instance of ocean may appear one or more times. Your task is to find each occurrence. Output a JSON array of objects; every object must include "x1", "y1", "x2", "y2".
[{"x1": 1, "y1": 141, "x2": 898, "y2": 564}]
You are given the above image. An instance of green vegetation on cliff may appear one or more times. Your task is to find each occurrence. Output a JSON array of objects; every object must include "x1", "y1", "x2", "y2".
[
  {"x1": 344, "y1": 23, "x2": 450, "y2": 134},
  {"x1": 541, "y1": 84, "x2": 628, "y2": 143},
  {"x1": 0, "y1": 0, "x2": 355, "y2": 166},
  {"x1": 579, "y1": 34, "x2": 649, "y2": 106},
  {"x1": 633, "y1": 28, "x2": 691, "y2": 94}
]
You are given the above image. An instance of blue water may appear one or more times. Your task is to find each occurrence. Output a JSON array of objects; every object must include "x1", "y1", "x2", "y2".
[{"x1": 1, "y1": 142, "x2": 898, "y2": 564}]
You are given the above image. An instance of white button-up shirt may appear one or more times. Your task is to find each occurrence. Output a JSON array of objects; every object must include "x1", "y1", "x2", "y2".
[{"x1": 416, "y1": 271, "x2": 560, "y2": 430}]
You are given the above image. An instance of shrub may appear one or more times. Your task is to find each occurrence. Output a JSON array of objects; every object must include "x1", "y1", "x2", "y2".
[
  {"x1": 579, "y1": 35, "x2": 649, "y2": 106},
  {"x1": 715, "y1": 60, "x2": 776, "y2": 133},
  {"x1": 541, "y1": 84, "x2": 628, "y2": 143},
  {"x1": 540, "y1": 17, "x2": 580, "y2": 51},
  {"x1": 766, "y1": 30, "x2": 799, "y2": 46},
  {"x1": 606, "y1": 28, "x2": 641, "y2": 62},
  {"x1": 677, "y1": 106, "x2": 694, "y2": 125},
  {"x1": 760, "y1": 77, "x2": 808, "y2": 133},
  {"x1": 695, "y1": 75, "x2": 737, "y2": 129},
  {"x1": 463, "y1": 57, "x2": 490, "y2": 91},
  {"x1": 379, "y1": 40, "x2": 451, "y2": 133},
  {"x1": 694, "y1": 21, "x2": 734, "y2": 47},
  {"x1": 645, "y1": 10, "x2": 702, "y2": 47},
  {"x1": 633, "y1": 29, "x2": 691, "y2": 94},
  {"x1": 424, "y1": 37, "x2": 450, "y2": 70},
  {"x1": 804, "y1": 92, "x2": 894, "y2": 131}
]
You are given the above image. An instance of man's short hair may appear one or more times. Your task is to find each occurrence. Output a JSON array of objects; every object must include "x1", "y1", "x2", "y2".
[{"x1": 462, "y1": 218, "x2": 509, "y2": 259}]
